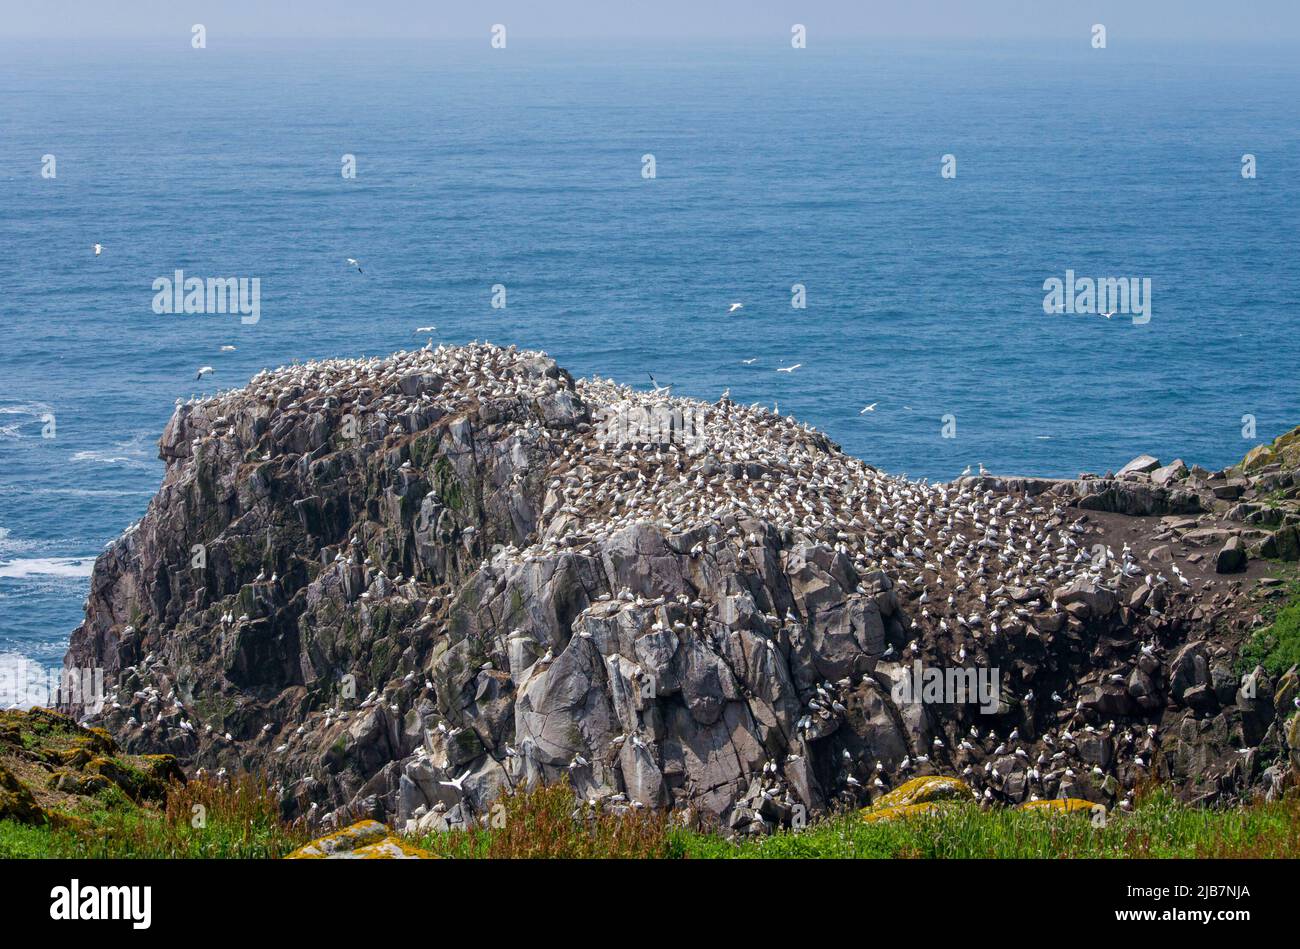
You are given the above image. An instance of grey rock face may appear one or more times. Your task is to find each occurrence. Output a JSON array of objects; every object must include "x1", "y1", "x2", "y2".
[
  {"x1": 1118, "y1": 454, "x2": 1161, "y2": 476},
  {"x1": 61, "y1": 344, "x2": 1300, "y2": 832}
]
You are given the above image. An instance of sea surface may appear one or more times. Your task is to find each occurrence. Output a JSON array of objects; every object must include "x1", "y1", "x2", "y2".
[{"x1": 2, "y1": 37, "x2": 1298, "y2": 685}]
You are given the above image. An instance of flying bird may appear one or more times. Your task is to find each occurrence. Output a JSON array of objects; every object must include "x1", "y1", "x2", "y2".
[
  {"x1": 440, "y1": 769, "x2": 472, "y2": 793},
  {"x1": 93, "y1": 243, "x2": 103, "y2": 256},
  {"x1": 776, "y1": 363, "x2": 801, "y2": 373},
  {"x1": 859, "y1": 402, "x2": 878, "y2": 414},
  {"x1": 742, "y1": 358, "x2": 757, "y2": 364},
  {"x1": 220, "y1": 345, "x2": 236, "y2": 352},
  {"x1": 415, "y1": 326, "x2": 436, "y2": 333},
  {"x1": 728, "y1": 303, "x2": 744, "y2": 313},
  {"x1": 195, "y1": 366, "x2": 215, "y2": 380},
  {"x1": 346, "y1": 257, "x2": 363, "y2": 273}
]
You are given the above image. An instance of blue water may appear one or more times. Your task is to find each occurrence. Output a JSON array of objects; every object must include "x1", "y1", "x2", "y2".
[{"x1": 2, "y1": 37, "x2": 1299, "y2": 676}]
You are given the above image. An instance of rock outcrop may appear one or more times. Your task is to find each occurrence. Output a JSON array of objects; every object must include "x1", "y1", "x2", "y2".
[
  {"x1": 0, "y1": 707, "x2": 185, "y2": 826},
  {"x1": 62, "y1": 344, "x2": 1300, "y2": 835},
  {"x1": 285, "y1": 819, "x2": 434, "y2": 858}
]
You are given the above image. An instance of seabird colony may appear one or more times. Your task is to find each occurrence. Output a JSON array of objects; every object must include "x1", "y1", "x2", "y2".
[
  {"x1": 183, "y1": 339, "x2": 1143, "y2": 684},
  {"x1": 167, "y1": 341, "x2": 1163, "y2": 811}
]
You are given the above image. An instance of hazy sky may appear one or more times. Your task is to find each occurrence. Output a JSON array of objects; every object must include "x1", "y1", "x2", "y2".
[{"x1": 3, "y1": 0, "x2": 1295, "y2": 42}]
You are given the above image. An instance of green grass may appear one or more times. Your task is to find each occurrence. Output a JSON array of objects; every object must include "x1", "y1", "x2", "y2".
[
  {"x1": 1240, "y1": 581, "x2": 1300, "y2": 677},
  {"x1": 0, "y1": 776, "x2": 311, "y2": 859},
  {"x1": 407, "y1": 783, "x2": 1299, "y2": 860},
  {"x1": 0, "y1": 818, "x2": 57, "y2": 858},
  {"x1": 670, "y1": 789, "x2": 1300, "y2": 859},
  {"x1": 4, "y1": 778, "x2": 1297, "y2": 860},
  {"x1": 409, "y1": 781, "x2": 670, "y2": 858}
]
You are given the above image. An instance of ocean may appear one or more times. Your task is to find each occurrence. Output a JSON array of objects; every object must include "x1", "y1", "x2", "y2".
[{"x1": 2, "y1": 37, "x2": 1298, "y2": 684}]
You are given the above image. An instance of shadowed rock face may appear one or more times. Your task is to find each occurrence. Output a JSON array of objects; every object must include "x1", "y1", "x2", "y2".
[{"x1": 63, "y1": 344, "x2": 1299, "y2": 835}]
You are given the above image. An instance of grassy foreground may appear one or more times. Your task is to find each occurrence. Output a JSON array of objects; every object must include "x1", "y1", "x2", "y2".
[{"x1": 3, "y1": 778, "x2": 1297, "y2": 859}]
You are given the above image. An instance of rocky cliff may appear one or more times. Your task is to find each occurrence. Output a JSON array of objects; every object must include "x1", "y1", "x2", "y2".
[{"x1": 62, "y1": 344, "x2": 1300, "y2": 835}]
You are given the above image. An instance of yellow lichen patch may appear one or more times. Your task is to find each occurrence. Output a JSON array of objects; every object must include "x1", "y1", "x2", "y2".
[
  {"x1": 863, "y1": 775, "x2": 973, "y2": 815},
  {"x1": 1241, "y1": 444, "x2": 1274, "y2": 472},
  {"x1": 48, "y1": 770, "x2": 112, "y2": 796},
  {"x1": 137, "y1": 754, "x2": 186, "y2": 785},
  {"x1": 285, "y1": 819, "x2": 390, "y2": 858},
  {"x1": 85, "y1": 756, "x2": 166, "y2": 803},
  {"x1": 1018, "y1": 798, "x2": 1102, "y2": 817},
  {"x1": 355, "y1": 838, "x2": 437, "y2": 859},
  {"x1": 0, "y1": 762, "x2": 46, "y2": 824},
  {"x1": 861, "y1": 801, "x2": 951, "y2": 823},
  {"x1": 286, "y1": 820, "x2": 437, "y2": 859},
  {"x1": 1240, "y1": 424, "x2": 1300, "y2": 471},
  {"x1": 80, "y1": 727, "x2": 119, "y2": 756},
  {"x1": 59, "y1": 748, "x2": 94, "y2": 769}
]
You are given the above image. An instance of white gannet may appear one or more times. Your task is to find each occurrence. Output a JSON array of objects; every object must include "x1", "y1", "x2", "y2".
[{"x1": 439, "y1": 768, "x2": 472, "y2": 793}]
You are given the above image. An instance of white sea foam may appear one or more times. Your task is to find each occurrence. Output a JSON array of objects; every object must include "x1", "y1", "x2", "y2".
[
  {"x1": 0, "y1": 402, "x2": 53, "y2": 416},
  {"x1": 0, "y1": 401, "x2": 54, "y2": 440},
  {"x1": 69, "y1": 434, "x2": 153, "y2": 469},
  {"x1": 0, "y1": 526, "x2": 21, "y2": 556},
  {"x1": 0, "y1": 557, "x2": 95, "y2": 579},
  {"x1": 71, "y1": 450, "x2": 137, "y2": 465},
  {"x1": 28, "y1": 487, "x2": 155, "y2": 498}
]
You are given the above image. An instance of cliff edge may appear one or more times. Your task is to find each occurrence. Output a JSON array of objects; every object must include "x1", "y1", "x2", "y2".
[{"x1": 63, "y1": 343, "x2": 1300, "y2": 834}]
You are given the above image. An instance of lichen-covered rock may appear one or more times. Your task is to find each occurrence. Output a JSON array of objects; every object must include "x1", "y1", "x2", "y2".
[
  {"x1": 864, "y1": 775, "x2": 974, "y2": 813},
  {"x1": 0, "y1": 708, "x2": 187, "y2": 823},
  {"x1": 1018, "y1": 798, "x2": 1102, "y2": 817},
  {"x1": 861, "y1": 801, "x2": 950, "y2": 823},
  {"x1": 285, "y1": 819, "x2": 435, "y2": 859},
  {"x1": 0, "y1": 763, "x2": 46, "y2": 824}
]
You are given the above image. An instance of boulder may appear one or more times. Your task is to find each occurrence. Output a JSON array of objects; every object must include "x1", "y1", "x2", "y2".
[
  {"x1": 1150, "y1": 460, "x2": 1188, "y2": 486},
  {"x1": 1215, "y1": 536, "x2": 1247, "y2": 573},
  {"x1": 285, "y1": 819, "x2": 436, "y2": 859},
  {"x1": 1118, "y1": 454, "x2": 1161, "y2": 476}
]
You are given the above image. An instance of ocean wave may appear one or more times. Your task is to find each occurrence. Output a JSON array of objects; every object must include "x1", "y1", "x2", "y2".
[
  {"x1": 70, "y1": 450, "x2": 143, "y2": 466},
  {"x1": 0, "y1": 557, "x2": 95, "y2": 579},
  {"x1": 0, "y1": 652, "x2": 67, "y2": 709},
  {"x1": 0, "y1": 401, "x2": 55, "y2": 440},
  {"x1": 0, "y1": 402, "x2": 53, "y2": 417},
  {"x1": 6, "y1": 487, "x2": 155, "y2": 498},
  {"x1": 69, "y1": 433, "x2": 154, "y2": 469},
  {"x1": 0, "y1": 526, "x2": 28, "y2": 557}
]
